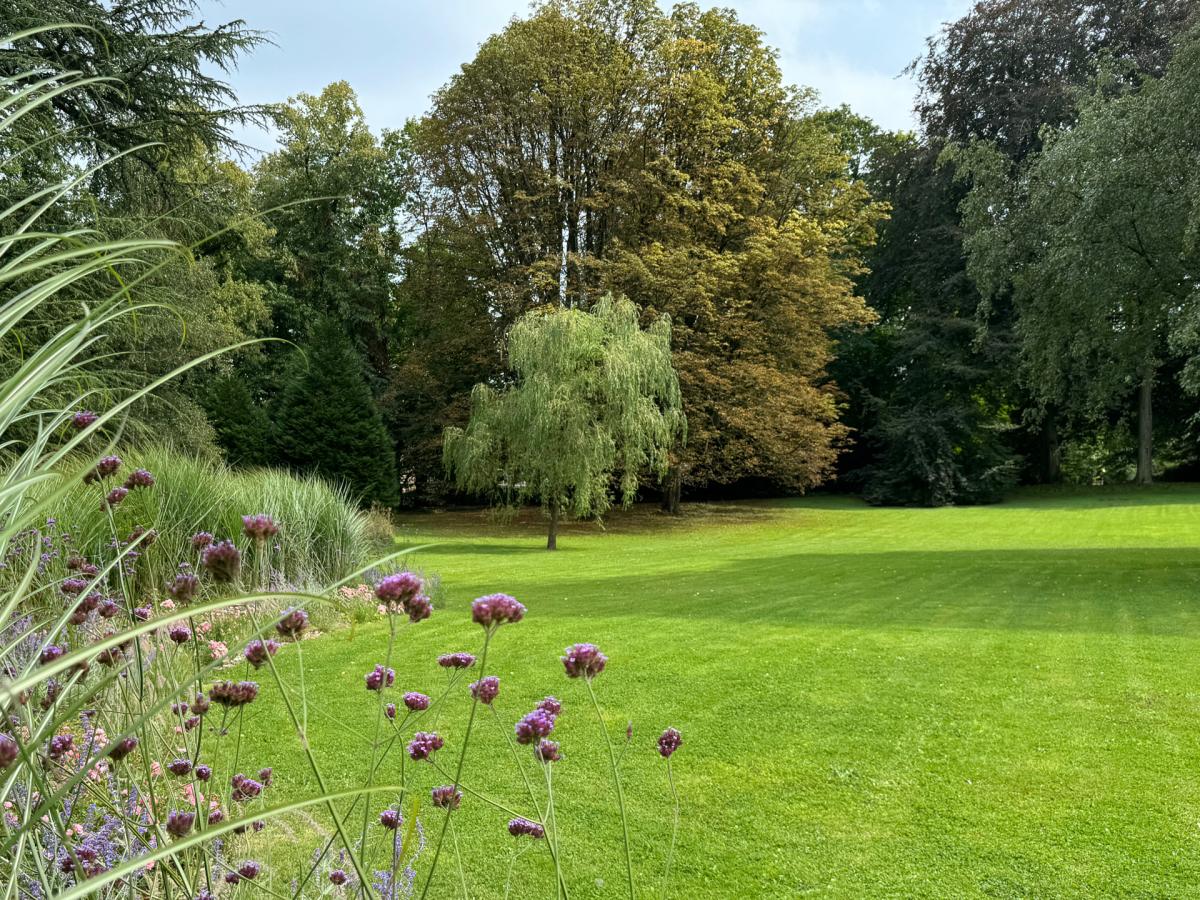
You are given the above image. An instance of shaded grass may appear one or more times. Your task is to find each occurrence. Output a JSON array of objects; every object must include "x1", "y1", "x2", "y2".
[{"x1": 227, "y1": 486, "x2": 1200, "y2": 897}]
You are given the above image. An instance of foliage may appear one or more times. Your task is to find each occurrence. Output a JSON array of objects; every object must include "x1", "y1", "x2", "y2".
[
  {"x1": 273, "y1": 319, "x2": 400, "y2": 508},
  {"x1": 444, "y1": 296, "x2": 684, "y2": 548}
]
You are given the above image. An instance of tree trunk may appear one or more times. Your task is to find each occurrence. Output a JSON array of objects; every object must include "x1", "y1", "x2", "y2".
[
  {"x1": 1035, "y1": 410, "x2": 1061, "y2": 484},
  {"x1": 1135, "y1": 368, "x2": 1154, "y2": 485},
  {"x1": 660, "y1": 464, "x2": 682, "y2": 515},
  {"x1": 547, "y1": 499, "x2": 559, "y2": 551}
]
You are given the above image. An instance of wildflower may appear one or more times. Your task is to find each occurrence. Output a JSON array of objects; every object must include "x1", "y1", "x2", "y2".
[
  {"x1": 385, "y1": 703, "x2": 397, "y2": 720},
  {"x1": 0, "y1": 734, "x2": 18, "y2": 769},
  {"x1": 407, "y1": 732, "x2": 444, "y2": 762},
  {"x1": 533, "y1": 739, "x2": 561, "y2": 763},
  {"x1": 245, "y1": 639, "x2": 280, "y2": 669},
  {"x1": 166, "y1": 810, "x2": 195, "y2": 838},
  {"x1": 167, "y1": 573, "x2": 199, "y2": 604},
  {"x1": 91, "y1": 455, "x2": 122, "y2": 480},
  {"x1": 195, "y1": 764, "x2": 212, "y2": 781},
  {"x1": 184, "y1": 716, "x2": 200, "y2": 731},
  {"x1": 375, "y1": 571, "x2": 423, "y2": 605},
  {"x1": 80, "y1": 562, "x2": 99, "y2": 577},
  {"x1": 470, "y1": 676, "x2": 500, "y2": 705},
  {"x1": 258, "y1": 766, "x2": 273, "y2": 786},
  {"x1": 210, "y1": 681, "x2": 259, "y2": 706},
  {"x1": 107, "y1": 736, "x2": 137, "y2": 761},
  {"x1": 65, "y1": 555, "x2": 84, "y2": 570},
  {"x1": 102, "y1": 486, "x2": 129, "y2": 511},
  {"x1": 379, "y1": 809, "x2": 401, "y2": 829},
  {"x1": 224, "y1": 873, "x2": 240, "y2": 885},
  {"x1": 242, "y1": 514, "x2": 279, "y2": 542},
  {"x1": 208, "y1": 641, "x2": 228, "y2": 660},
  {"x1": 191, "y1": 531, "x2": 214, "y2": 550},
  {"x1": 39, "y1": 645, "x2": 65, "y2": 665},
  {"x1": 658, "y1": 727, "x2": 682, "y2": 758},
  {"x1": 406, "y1": 593, "x2": 433, "y2": 622},
  {"x1": 561, "y1": 643, "x2": 607, "y2": 680},
  {"x1": 238, "y1": 861, "x2": 261, "y2": 880},
  {"x1": 167, "y1": 758, "x2": 192, "y2": 777},
  {"x1": 437, "y1": 652, "x2": 475, "y2": 669},
  {"x1": 537, "y1": 696, "x2": 562, "y2": 716},
  {"x1": 124, "y1": 469, "x2": 155, "y2": 489},
  {"x1": 201, "y1": 540, "x2": 240, "y2": 583},
  {"x1": 276, "y1": 607, "x2": 308, "y2": 639},
  {"x1": 168, "y1": 623, "x2": 192, "y2": 644},
  {"x1": 330, "y1": 869, "x2": 349, "y2": 885},
  {"x1": 507, "y1": 817, "x2": 545, "y2": 838},
  {"x1": 98, "y1": 599, "x2": 118, "y2": 618},
  {"x1": 133, "y1": 606, "x2": 152, "y2": 621},
  {"x1": 61, "y1": 578, "x2": 88, "y2": 596},
  {"x1": 514, "y1": 710, "x2": 555, "y2": 745},
  {"x1": 431, "y1": 786, "x2": 462, "y2": 809},
  {"x1": 471, "y1": 593, "x2": 526, "y2": 630},
  {"x1": 48, "y1": 734, "x2": 73, "y2": 760},
  {"x1": 231, "y1": 774, "x2": 263, "y2": 801},
  {"x1": 403, "y1": 692, "x2": 430, "y2": 711},
  {"x1": 208, "y1": 808, "x2": 224, "y2": 826},
  {"x1": 71, "y1": 410, "x2": 99, "y2": 430},
  {"x1": 161, "y1": 597, "x2": 176, "y2": 611},
  {"x1": 365, "y1": 664, "x2": 395, "y2": 692},
  {"x1": 192, "y1": 693, "x2": 211, "y2": 715}
]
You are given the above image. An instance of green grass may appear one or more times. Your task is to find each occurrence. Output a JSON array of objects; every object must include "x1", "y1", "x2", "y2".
[{"x1": 228, "y1": 486, "x2": 1200, "y2": 898}]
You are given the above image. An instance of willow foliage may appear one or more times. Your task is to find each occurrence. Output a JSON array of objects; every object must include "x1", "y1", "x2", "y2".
[{"x1": 444, "y1": 295, "x2": 684, "y2": 547}]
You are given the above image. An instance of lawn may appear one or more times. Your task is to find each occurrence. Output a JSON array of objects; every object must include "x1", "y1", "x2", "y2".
[{"x1": 228, "y1": 486, "x2": 1200, "y2": 898}]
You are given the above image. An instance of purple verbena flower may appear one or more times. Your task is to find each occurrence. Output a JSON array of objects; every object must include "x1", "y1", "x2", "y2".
[
  {"x1": 470, "y1": 676, "x2": 499, "y2": 705},
  {"x1": 166, "y1": 810, "x2": 195, "y2": 837},
  {"x1": 71, "y1": 410, "x2": 98, "y2": 430},
  {"x1": 375, "y1": 571, "x2": 423, "y2": 605},
  {"x1": 406, "y1": 593, "x2": 433, "y2": 623},
  {"x1": 201, "y1": 540, "x2": 240, "y2": 583},
  {"x1": 231, "y1": 774, "x2": 263, "y2": 801},
  {"x1": 210, "y1": 680, "x2": 259, "y2": 706},
  {"x1": 431, "y1": 786, "x2": 462, "y2": 809},
  {"x1": 167, "y1": 572, "x2": 199, "y2": 604},
  {"x1": 48, "y1": 734, "x2": 73, "y2": 760},
  {"x1": 658, "y1": 727, "x2": 682, "y2": 758},
  {"x1": 238, "y1": 861, "x2": 261, "y2": 880},
  {"x1": 538, "y1": 696, "x2": 562, "y2": 716},
  {"x1": 195, "y1": 764, "x2": 212, "y2": 781},
  {"x1": 276, "y1": 607, "x2": 308, "y2": 639},
  {"x1": 364, "y1": 664, "x2": 395, "y2": 692},
  {"x1": 533, "y1": 739, "x2": 561, "y2": 763},
  {"x1": 107, "y1": 735, "x2": 138, "y2": 761},
  {"x1": 561, "y1": 643, "x2": 607, "y2": 680},
  {"x1": 0, "y1": 734, "x2": 18, "y2": 769},
  {"x1": 507, "y1": 817, "x2": 545, "y2": 838},
  {"x1": 245, "y1": 639, "x2": 280, "y2": 669},
  {"x1": 168, "y1": 623, "x2": 192, "y2": 644},
  {"x1": 242, "y1": 514, "x2": 280, "y2": 542},
  {"x1": 98, "y1": 598, "x2": 118, "y2": 618},
  {"x1": 379, "y1": 809, "x2": 401, "y2": 829},
  {"x1": 385, "y1": 703, "x2": 397, "y2": 720},
  {"x1": 124, "y1": 469, "x2": 155, "y2": 489},
  {"x1": 330, "y1": 869, "x2": 349, "y2": 885},
  {"x1": 514, "y1": 710, "x2": 555, "y2": 745},
  {"x1": 407, "y1": 732, "x2": 444, "y2": 762},
  {"x1": 167, "y1": 758, "x2": 192, "y2": 776},
  {"x1": 39, "y1": 645, "x2": 65, "y2": 665},
  {"x1": 403, "y1": 692, "x2": 430, "y2": 712},
  {"x1": 191, "y1": 531, "x2": 214, "y2": 550},
  {"x1": 61, "y1": 578, "x2": 88, "y2": 596},
  {"x1": 191, "y1": 693, "x2": 210, "y2": 715},
  {"x1": 471, "y1": 593, "x2": 525, "y2": 630},
  {"x1": 101, "y1": 486, "x2": 129, "y2": 511},
  {"x1": 437, "y1": 652, "x2": 475, "y2": 669}
]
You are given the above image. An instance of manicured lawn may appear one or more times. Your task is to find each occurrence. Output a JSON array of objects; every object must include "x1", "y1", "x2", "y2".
[{"x1": 230, "y1": 486, "x2": 1200, "y2": 898}]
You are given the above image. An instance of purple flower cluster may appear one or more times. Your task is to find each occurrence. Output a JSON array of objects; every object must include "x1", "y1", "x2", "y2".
[
  {"x1": 658, "y1": 727, "x2": 683, "y2": 758},
  {"x1": 245, "y1": 639, "x2": 281, "y2": 668},
  {"x1": 0, "y1": 734, "x2": 17, "y2": 769},
  {"x1": 124, "y1": 469, "x2": 155, "y2": 489},
  {"x1": 533, "y1": 739, "x2": 561, "y2": 763},
  {"x1": 101, "y1": 486, "x2": 128, "y2": 511},
  {"x1": 403, "y1": 692, "x2": 430, "y2": 712},
  {"x1": 84, "y1": 455, "x2": 122, "y2": 484},
  {"x1": 431, "y1": 785, "x2": 462, "y2": 809},
  {"x1": 242, "y1": 514, "x2": 280, "y2": 542},
  {"x1": 231, "y1": 773, "x2": 264, "y2": 801},
  {"x1": 365, "y1": 664, "x2": 395, "y2": 692},
  {"x1": 167, "y1": 758, "x2": 192, "y2": 776},
  {"x1": 107, "y1": 735, "x2": 138, "y2": 761},
  {"x1": 374, "y1": 572, "x2": 433, "y2": 622},
  {"x1": 379, "y1": 809, "x2": 401, "y2": 829},
  {"x1": 470, "y1": 675, "x2": 500, "y2": 705},
  {"x1": 407, "y1": 732, "x2": 444, "y2": 762},
  {"x1": 196, "y1": 764, "x2": 212, "y2": 781},
  {"x1": 168, "y1": 623, "x2": 192, "y2": 644},
  {"x1": 192, "y1": 693, "x2": 211, "y2": 715},
  {"x1": 40, "y1": 645, "x2": 65, "y2": 665},
  {"x1": 330, "y1": 869, "x2": 349, "y2": 885},
  {"x1": 201, "y1": 540, "x2": 241, "y2": 583},
  {"x1": 276, "y1": 607, "x2": 309, "y2": 639},
  {"x1": 191, "y1": 531, "x2": 214, "y2": 550},
  {"x1": 210, "y1": 681, "x2": 259, "y2": 706},
  {"x1": 562, "y1": 643, "x2": 607, "y2": 680},
  {"x1": 437, "y1": 652, "x2": 475, "y2": 670},
  {"x1": 71, "y1": 410, "x2": 98, "y2": 430},
  {"x1": 514, "y1": 709, "x2": 556, "y2": 745},
  {"x1": 166, "y1": 810, "x2": 195, "y2": 837},
  {"x1": 225, "y1": 861, "x2": 261, "y2": 884},
  {"x1": 471, "y1": 593, "x2": 525, "y2": 630},
  {"x1": 48, "y1": 733, "x2": 73, "y2": 760},
  {"x1": 166, "y1": 572, "x2": 199, "y2": 604},
  {"x1": 507, "y1": 817, "x2": 545, "y2": 839}
]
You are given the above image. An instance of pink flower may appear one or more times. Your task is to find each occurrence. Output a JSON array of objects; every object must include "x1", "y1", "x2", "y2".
[
  {"x1": 150, "y1": 761, "x2": 163, "y2": 777},
  {"x1": 208, "y1": 641, "x2": 228, "y2": 660},
  {"x1": 161, "y1": 598, "x2": 176, "y2": 611},
  {"x1": 199, "y1": 621, "x2": 213, "y2": 634}
]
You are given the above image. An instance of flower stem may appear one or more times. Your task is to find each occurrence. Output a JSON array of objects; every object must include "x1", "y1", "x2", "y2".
[
  {"x1": 662, "y1": 758, "x2": 680, "y2": 899},
  {"x1": 587, "y1": 678, "x2": 635, "y2": 900}
]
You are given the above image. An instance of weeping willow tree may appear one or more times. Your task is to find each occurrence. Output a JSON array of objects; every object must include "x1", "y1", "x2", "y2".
[{"x1": 444, "y1": 295, "x2": 685, "y2": 549}]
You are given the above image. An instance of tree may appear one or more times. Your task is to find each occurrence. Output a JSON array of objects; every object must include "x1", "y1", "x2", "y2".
[
  {"x1": 417, "y1": 1, "x2": 880, "y2": 501},
  {"x1": 273, "y1": 319, "x2": 399, "y2": 506},
  {"x1": 443, "y1": 296, "x2": 684, "y2": 549},
  {"x1": 953, "y1": 29, "x2": 1200, "y2": 485}
]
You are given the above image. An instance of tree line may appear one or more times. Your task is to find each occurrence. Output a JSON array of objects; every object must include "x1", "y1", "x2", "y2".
[{"x1": 3, "y1": 0, "x2": 1199, "y2": 509}]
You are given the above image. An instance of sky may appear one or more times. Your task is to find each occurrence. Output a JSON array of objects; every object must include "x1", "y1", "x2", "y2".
[{"x1": 196, "y1": 0, "x2": 974, "y2": 155}]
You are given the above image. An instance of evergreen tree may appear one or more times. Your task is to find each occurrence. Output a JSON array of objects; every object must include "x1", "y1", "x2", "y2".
[
  {"x1": 204, "y1": 375, "x2": 272, "y2": 467},
  {"x1": 273, "y1": 320, "x2": 399, "y2": 506}
]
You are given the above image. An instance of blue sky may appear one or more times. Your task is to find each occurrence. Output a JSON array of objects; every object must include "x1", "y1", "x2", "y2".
[{"x1": 197, "y1": 0, "x2": 973, "y2": 154}]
